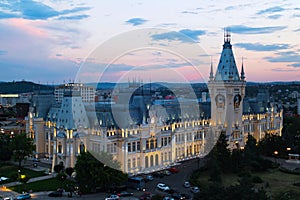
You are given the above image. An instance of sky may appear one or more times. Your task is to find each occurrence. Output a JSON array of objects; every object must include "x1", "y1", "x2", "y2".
[{"x1": 0, "y1": 0, "x2": 300, "y2": 84}]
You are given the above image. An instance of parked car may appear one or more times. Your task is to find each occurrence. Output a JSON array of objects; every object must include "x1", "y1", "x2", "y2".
[
  {"x1": 168, "y1": 167, "x2": 179, "y2": 173},
  {"x1": 163, "y1": 197, "x2": 175, "y2": 200},
  {"x1": 48, "y1": 191, "x2": 63, "y2": 197},
  {"x1": 118, "y1": 191, "x2": 133, "y2": 197},
  {"x1": 164, "y1": 170, "x2": 171, "y2": 176},
  {"x1": 180, "y1": 193, "x2": 191, "y2": 199},
  {"x1": 171, "y1": 193, "x2": 185, "y2": 200},
  {"x1": 16, "y1": 193, "x2": 31, "y2": 200},
  {"x1": 105, "y1": 194, "x2": 120, "y2": 200},
  {"x1": 152, "y1": 172, "x2": 164, "y2": 178},
  {"x1": 157, "y1": 183, "x2": 170, "y2": 191},
  {"x1": 183, "y1": 181, "x2": 190, "y2": 188},
  {"x1": 191, "y1": 186, "x2": 200, "y2": 193},
  {"x1": 3, "y1": 197, "x2": 13, "y2": 200},
  {"x1": 140, "y1": 192, "x2": 151, "y2": 200},
  {"x1": 146, "y1": 175, "x2": 154, "y2": 181}
]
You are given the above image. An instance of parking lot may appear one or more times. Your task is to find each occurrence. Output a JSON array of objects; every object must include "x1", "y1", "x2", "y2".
[{"x1": 1, "y1": 158, "x2": 204, "y2": 200}]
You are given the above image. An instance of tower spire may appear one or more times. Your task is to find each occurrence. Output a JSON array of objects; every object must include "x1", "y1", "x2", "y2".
[
  {"x1": 209, "y1": 56, "x2": 214, "y2": 80},
  {"x1": 241, "y1": 57, "x2": 245, "y2": 80},
  {"x1": 224, "y1": 27, "x2": 231, "y2": 43}
]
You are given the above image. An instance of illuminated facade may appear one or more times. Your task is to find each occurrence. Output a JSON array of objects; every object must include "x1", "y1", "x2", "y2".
[{"x1": 26, "y1": 34, "x2": 283, "y2": 174}]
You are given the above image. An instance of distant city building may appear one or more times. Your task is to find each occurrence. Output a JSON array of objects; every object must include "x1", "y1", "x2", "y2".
[
  {"x1": 298, "y1": 98, "x2": 300, "y2": 115},
  {"x1": 54, "y1": 83, "x2": 95, "y2": 103},
  {"x1": 0, "y1": 93, "x2": 31, "y2": 107},
  {"x1": 201, "y1": 92, "x2": 207, "y2": 102},
  {"x1": 26, "y1": 33, "x2": 283, "y2": 174},
  {"x1": 291, "y1": 91, "x2": 299, "y2": 99}
]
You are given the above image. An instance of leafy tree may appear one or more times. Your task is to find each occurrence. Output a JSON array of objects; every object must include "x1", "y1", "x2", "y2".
[
  {"x1": 65, "y1": 167, "x2": 74, "y2": 177},
  {"x1": 10, "y1": 133, "x2": 34, "y2": 169},
  {"x1": 0, "y1": 133, "x2": 13, "y2": 162},
  {"x1": 75, "y1": 151, "x2": 127, "y2": 193},
  {"x1": 194, "y1": 183, "x2": 225, "y2": 200},
  {"x1": 231, "y1": 148, "x2": 242, "y2": 173},
  {"x1": 257, "y1": 133, "x2": 286, "y2": 157},
  {"x1": 54, "y1": 163, "x2": 65, "y2": 173}
]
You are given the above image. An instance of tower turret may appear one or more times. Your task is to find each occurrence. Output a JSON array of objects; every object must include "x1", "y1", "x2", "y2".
[
  {"x1": 208, "y1": 29, "x2": 246, "y2": 149},
  {"x1": 241, "y1": 57, "x2": 245, "y2": 80}
]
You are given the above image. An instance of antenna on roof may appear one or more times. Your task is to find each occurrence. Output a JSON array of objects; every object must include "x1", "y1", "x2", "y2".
[{"x1": 224, "y1": 27, "x2": 231, "y2": 43}]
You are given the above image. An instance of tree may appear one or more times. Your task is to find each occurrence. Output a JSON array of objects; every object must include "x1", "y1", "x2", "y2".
[
  {"x1": 208, "y1": 133, "x2": 232, "y2": 173},
  {"x1": 10, "y1": 133, "x2": 34, "y2": 169},
  {"x1": 54, "y1": 163, "x2": 64, "y2": 174},
  {"x1": 0, "y1": 133, "x2": 13, "y2": 162},
  {"x1": 75, "y1": 151, "x2": 127, "y2": 193},
  {"x1": 257, "y1": 133, "x2": 286, "y2": 157},
  {"x1": 65, "y1": 167, "x2": 74, "y2": 177}
]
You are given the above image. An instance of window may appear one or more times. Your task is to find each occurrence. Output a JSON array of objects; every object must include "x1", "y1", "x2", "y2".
[
  {"x1": 137, "y1": 141, "x2": 140, "y2": 151},
  {"x1": 132, "y1": 158, "x2": 136, "y2": 168},
  {"x1": 150, "y1": 140, "x2": 154, "y2": 149},
  {"x1": 132, "y1": 142, "x2": 136, "y2": 152},
  {"x1": 127, "y1": 159, "x2": 131, "y2": 170},
  {"x1": 128, "y1": 143, "x2": 131, "y2": 152}
]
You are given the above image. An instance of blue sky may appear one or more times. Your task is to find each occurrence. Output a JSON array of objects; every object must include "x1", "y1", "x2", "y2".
[{"x1": 0, "y1": 0, "x2": 300, "y2": 83}]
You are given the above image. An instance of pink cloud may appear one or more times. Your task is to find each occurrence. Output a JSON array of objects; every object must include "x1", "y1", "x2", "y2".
[{"x1": 7, "y1": 18, "x2": 49, "y2": 38}]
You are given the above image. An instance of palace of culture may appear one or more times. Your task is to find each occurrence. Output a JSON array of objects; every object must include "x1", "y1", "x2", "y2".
[{"x1": 26, "y1": 33, "x2": 283, "y2": 174}]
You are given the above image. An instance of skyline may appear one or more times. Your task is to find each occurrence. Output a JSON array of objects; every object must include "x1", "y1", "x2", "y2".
[{"x1": 0, "y1": 0, "x2": 300, "y2": 84}]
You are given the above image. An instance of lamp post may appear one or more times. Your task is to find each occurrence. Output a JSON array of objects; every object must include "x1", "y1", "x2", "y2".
[
  {"x1": 18, "y1": 169, "x2": 21, "y2": 193},
  {"x1": 274, "y1": 150, "x2": 278, "y2": 165}
]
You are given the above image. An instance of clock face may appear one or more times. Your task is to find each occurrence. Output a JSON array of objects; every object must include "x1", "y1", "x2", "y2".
[
  {"x1": 234, "y1": 94, "x2": 241, "y2": 108},
  {"x1": 215, "y1": 94, "x2": 225, "y2": 108}
]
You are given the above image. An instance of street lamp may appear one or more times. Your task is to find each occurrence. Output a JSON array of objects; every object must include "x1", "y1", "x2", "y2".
[{"x1": 274, "y1": 150, "x2": 278, "y2": 164}]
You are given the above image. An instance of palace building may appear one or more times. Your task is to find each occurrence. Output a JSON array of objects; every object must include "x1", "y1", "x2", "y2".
[{"x1": 26, "y1": 33, "x2": 283, "y2": 174}]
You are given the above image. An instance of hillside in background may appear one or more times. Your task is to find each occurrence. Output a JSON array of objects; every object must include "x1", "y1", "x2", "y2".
[{"x1": 0, "y1": 81, "x2": 54, "y2": 94}]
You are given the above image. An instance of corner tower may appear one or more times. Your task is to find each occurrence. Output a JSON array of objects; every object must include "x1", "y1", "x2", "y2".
[{"x1": 208, "y1": 30, "x2": 246, "y2": 148}]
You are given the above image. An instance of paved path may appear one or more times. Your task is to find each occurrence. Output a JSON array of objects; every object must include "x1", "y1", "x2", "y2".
[{"x1": 263, "y1": 156, "x2": 300, "y2": 170}]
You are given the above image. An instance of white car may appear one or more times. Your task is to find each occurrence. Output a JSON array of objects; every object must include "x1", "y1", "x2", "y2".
[
  {"x1": 191, "y1": 186, "x2": 200, "y2": 193},
  {"x1": 157, "y1": 183, "x2": 170, "y2": 191},
  {"x1": 183, "y1": 181, "x2": 190, "y2": 188},
  {"x1": 163, "y1": 197, "x2": 175, "y2": 200},
  {"x1": 105, "y1": 194, "x2": 120, "y2": 200}
]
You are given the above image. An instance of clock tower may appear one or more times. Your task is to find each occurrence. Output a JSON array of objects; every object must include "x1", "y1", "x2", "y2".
[{"x1": 208, "y1": 30, "x2": 246, "y2": 148}]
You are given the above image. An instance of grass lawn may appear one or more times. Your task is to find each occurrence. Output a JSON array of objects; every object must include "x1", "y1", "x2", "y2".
[
  {"x1": 9, "y1": 178, "x2": 75, "y2": 193},
  {"x1": 253, "y1": 169, "x2": 300, "y2": 197},
  {"x1": 0, "y1": 163, "x2": 46, "y2": 182},
  {"x1": 197, "y1": 169, "x2": 300, "y2": 197}
]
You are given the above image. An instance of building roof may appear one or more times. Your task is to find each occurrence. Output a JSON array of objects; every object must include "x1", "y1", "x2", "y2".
[{"x1": 214, "y1": 31, "x2": 241, "y2": 81}]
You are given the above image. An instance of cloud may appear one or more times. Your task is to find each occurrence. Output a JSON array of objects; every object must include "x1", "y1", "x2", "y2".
[
  {"x1": 57, "y1": 14, "x2": 89, "y2": 20},
  {"x1": 288, "y1": 63, "x2": 300, "y2": 67},
  {"x1": 272, "y1": 68, "x2": 299, "y2": 72},
  {"x1": 0, "y1": 50, "x2": 7, "y2": 55},
  {"x1": 125, "y1": 18, "x2": 147, "y2": 26},
  {"x1": 264, "y1": 51, "x2": 300, "y2": 63},
  {"x1": 235, "y1": 43, "x2": 289, "y2": 51},
  {"x1": 181, "y1": 11, "x2": 198, "y2": 14},
  {"x1": 228, "y1": 25, "x2": 286, "y2": 34},
  {"x1": 151, "y1": 29, "x2": 205, "y2": 43},
  {"x1": 0, "y1": 0, "x2": 91, "y2": 20},
  {"x1": 0, "y1": 11, "x2": 18, "y2": 19},
  {"x1": 268, "y1": 14, "x2": 282, "y2": 19},
  {"x1": 257, "y1": 6, "x2": 285, "y2": 15}
]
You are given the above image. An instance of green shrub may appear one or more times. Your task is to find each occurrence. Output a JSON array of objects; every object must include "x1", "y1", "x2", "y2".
[{"x1": 252, "y1": 176, "x2": 263, "y2": 183}]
